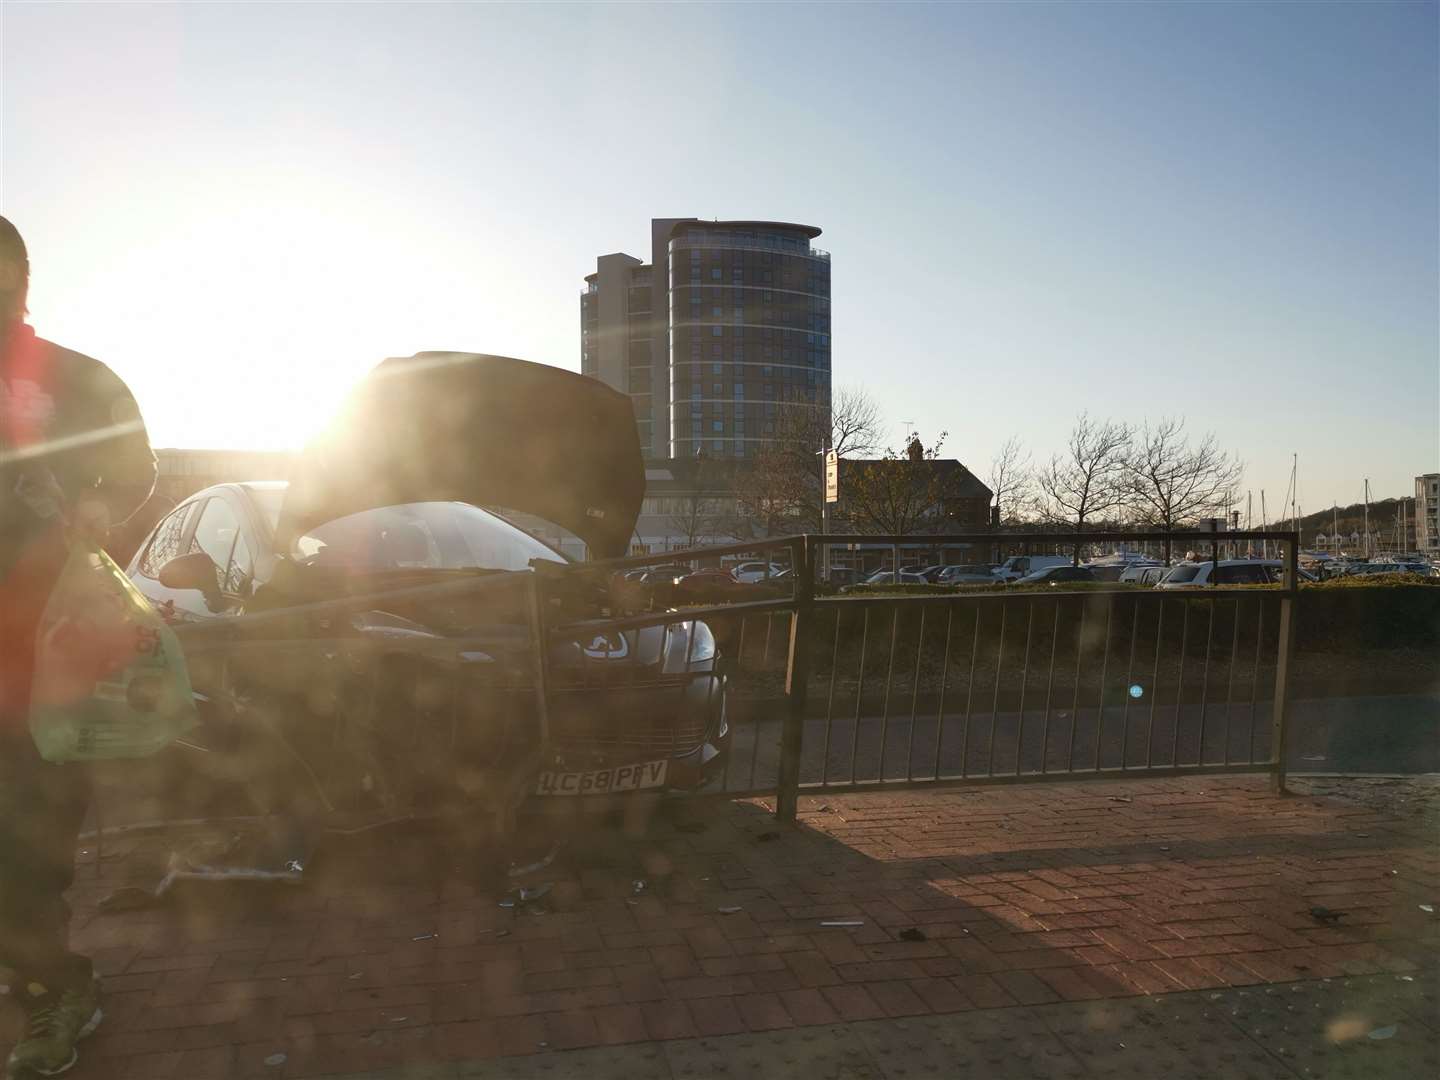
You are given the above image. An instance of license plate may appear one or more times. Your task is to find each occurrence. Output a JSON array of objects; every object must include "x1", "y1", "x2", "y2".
[{"x1": 535, "y1": 759, "x2": 669, "y2": 797}]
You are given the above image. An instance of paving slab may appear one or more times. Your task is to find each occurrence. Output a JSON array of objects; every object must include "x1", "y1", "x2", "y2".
[{"x1": 3, "y1": 774, "x2": 1437, "y2": 1078}]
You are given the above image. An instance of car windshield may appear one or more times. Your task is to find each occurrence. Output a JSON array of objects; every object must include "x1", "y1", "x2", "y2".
[
  {"x1": 247, "y1": 485, "x2": 286, "y2": 533},
  {"x1": 294, "y1": 502, "x2": 566, "y2": 572}
]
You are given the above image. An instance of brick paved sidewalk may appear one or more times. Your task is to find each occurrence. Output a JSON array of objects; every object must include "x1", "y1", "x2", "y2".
[
  {"x1": 2, "y1": 775, "x2": 1436, "y2": 1078},
  {"x1": 331, "y1": 974, "x2": 1439, "y2": 1080}
]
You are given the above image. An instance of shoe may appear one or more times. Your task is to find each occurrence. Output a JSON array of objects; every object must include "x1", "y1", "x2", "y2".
[{"x1": 5, "y1": 980, "x2": 102, "y2": 1078}]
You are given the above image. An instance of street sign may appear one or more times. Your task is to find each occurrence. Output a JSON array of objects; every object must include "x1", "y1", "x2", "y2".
[{"x1": 824, "y1": 449, "x2": 839, "y2": 504}]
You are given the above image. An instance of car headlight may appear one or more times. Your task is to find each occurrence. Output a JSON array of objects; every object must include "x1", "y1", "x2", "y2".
[{"x1": 663, "y1": 620, "x2": 716, "y2": 671}]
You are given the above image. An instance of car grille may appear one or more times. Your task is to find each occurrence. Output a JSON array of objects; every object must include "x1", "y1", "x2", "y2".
[{"x1": 547, "y1": 685, "x2": 711, "y2": 760}]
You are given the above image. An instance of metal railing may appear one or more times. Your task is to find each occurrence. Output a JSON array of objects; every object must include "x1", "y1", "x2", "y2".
[
  {"x1": 559, "y1": 530, "x2": 1301, "y2": 820},
  {"x1": 164, "y1": 529, "x2": 1299, "y2": 827}
]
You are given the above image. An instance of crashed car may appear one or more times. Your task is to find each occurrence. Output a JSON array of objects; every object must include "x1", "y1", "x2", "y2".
[{"x1": 124, "y1": 353, "x2": 730, "y2": 845}]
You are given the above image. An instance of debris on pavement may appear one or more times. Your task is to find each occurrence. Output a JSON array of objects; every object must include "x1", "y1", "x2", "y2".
[
  {"x1": 756, "y1": 831, "x2": 780, "y2": 842},
  {"x1": 411, "y1": 932, "x2": 436, "y2": 941},
  {"x1": 264, "y1": 1053, "x2": 287, "y2": 1067},
  {"x1": 821, "y1": 919, "x2": 864, "y2": 927},
  {"x1": 1368, "y1": 1025, "x2": 1398, "y2": 1041},
  {"x1": 501, "y1": 882, "x2": 552, "y2": 908},
  {"x1": 507, "y1": 841, "x2": 561, "y2": 879},
  {"x1": 718, "y1": 906, "x2": 743, "y2": 914},
  {"x1": 1308, "y1": 906, "x2": 1347, "y2": 924},
  {"x1": 1419, "y1": 903, "x2": 1434, "y2": 914},
  {"x1": 898, "y1": 928, "x2": 928, "y2": 942},
  {"x1": 631, "y1": 879, "x2": 647, "y2": 895}
]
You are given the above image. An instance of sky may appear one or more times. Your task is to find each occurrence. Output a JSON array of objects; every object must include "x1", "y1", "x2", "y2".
[{"x1": 2, "y1": 0, "x2": 1436, "y2": 517}]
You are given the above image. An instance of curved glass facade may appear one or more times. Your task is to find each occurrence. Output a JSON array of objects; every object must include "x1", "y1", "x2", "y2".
[{"x1": 667, "y1": 223, "x2": 831, "y2": 459}]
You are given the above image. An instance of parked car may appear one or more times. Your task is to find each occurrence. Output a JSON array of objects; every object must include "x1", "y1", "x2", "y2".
[
  {"x1": 993, "y1": 554, "x2": 1071, "y2": 582},
  {"x1": 822, "y1": 566, "x2": 865, "y2": 587},
  {"x1": 730, "y1": 560, "x2": 787, "y2": 583},
  {"x1": 672, "y1": 568, "x2": 788, "y2": 605},
  {"x1": 1084, "y1": 564, "x2": 1128, "y2": 582},
  {"x1": 1155, "y1": 559, "x2": 1315, "y2": 588},
  {"x1": 124, "y1": 353, "x2": 731, "y2": 848},
  {"x1": 915, "y1": 565, "x2": 948, "y2": 583},
  {"x1": 936, "y1": 564, "x2": 999, "y2": 585},
  {"x1": 1117, "y1": 563, "x2": 1164, "y2": 584},
  {"x1": 840, "y1": 568, "x2": 928, "y2": 592},
  {"x1": 1342, "y1": 561, "x2": 1434, "y2": 578},
  {"x1": 1011, "y1": 565, "x2": 1099, "y2": 586}
]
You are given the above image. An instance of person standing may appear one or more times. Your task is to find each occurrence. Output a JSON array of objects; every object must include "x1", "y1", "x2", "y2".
[{"x1": 0, "y1": 215, "x2": 156, "y2": 1078}]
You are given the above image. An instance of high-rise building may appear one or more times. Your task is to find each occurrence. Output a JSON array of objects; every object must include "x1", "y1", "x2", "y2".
[
  {"x1": 582, "y1": 218, "x2": 831, "y2": 461},
  {"x1": 1417, "y1": 472, "x2": 1440, "y2": 555}
]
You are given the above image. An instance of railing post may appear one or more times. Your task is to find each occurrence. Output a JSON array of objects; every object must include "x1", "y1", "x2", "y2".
[
  {"x1": 525, "y1": 571, "x2": 552, "y2": 750},
  {"x1": 776, "y1": 537, "x2": 814, "y2": 822},
  {"x1": 1270, "y1": 534, "x2": 1298, "y2": 794}
]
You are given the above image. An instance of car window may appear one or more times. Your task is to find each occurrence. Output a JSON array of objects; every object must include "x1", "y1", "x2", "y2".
[
  {"x1": 1165, "y1": 564, "x2": 1203, "y2": 584},
  {"x1": 1212, "y1": 564, "x2": 1266, "y2": 585},
  {"x1": 295, "y1": 502, "x2": 566, "y2": 572},
  {"x1": 138, "y1": 503, "x2": 197, "y2": 578},
  {"x1": 190, "y1": 498, "x2": 242, "y2": 588}
]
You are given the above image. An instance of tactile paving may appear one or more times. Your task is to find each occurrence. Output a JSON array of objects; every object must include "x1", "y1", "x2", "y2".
[
  {"x1": 854, "y1": 1009, "x2": 1088, "y2": 1080},
  {"x1": 663, "y1": 1026, "x2": 881, "y2": 1080},
  {"x1": 1034, "y1": 994, "x2": 1288, "y2": 1080},
  {"x1": 1206, "y1": 980, "x2": 1440, "y2": 1080}
]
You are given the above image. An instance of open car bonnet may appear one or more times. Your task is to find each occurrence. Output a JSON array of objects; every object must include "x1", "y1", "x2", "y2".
[{"x1": 275, "y1": 353, "x2": 644, "y2": 559}]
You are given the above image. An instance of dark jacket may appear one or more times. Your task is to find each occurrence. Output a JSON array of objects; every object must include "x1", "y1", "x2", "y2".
[{"x1": 1, "y1": 321, "x2": 156, "y2": 578}]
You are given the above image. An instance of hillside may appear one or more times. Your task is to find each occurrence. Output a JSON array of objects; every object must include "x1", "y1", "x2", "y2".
[{"x1": 1263, "y1": 496, "x2": 1415, "y2": 549}]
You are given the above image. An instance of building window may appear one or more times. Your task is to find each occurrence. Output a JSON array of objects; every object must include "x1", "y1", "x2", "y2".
[
  {"x1": 712, "y1": 326, "x2": 723, "y2": 336},
  {"x1": 711, "y1": 268, "x2": 721, "y2": 280},
  {"x1": 712, "y1": 420, "x2": 723, "y2": 432}
]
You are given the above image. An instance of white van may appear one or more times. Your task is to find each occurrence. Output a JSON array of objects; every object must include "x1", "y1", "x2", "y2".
[{"x1": 994, "y1": 554, "x2": 1071, "y2": 582}]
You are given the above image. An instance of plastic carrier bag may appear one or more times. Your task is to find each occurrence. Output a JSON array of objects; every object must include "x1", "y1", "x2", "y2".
[{"x1": 28, "y1": 540, "x2": 196, "y2": 761}]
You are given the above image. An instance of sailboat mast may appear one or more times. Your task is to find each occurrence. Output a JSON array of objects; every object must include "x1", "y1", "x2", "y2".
[
  {"x1": 1260, "y1": 490, "x2": 1268, "y2": 559},
  {"x1": 1291, "y1": 454, "x2": 1299, "y2": 539},
  {"x1": 1363, "y1": 479, "x2": 1371, "y2": 559}
]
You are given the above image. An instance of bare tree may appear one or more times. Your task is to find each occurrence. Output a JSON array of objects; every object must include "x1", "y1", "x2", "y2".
[
  {"x1": 1125, "y1": 418, "x2": 1243, "y2": 564},
  {"x1": 1035, "y1": 413, "x2": 1133, "y2": 563},
  {"x1": 729, "y1": 384, "x2": 884, "y2": 536},
  {"x1": 828, "y1": 385, "x2": 883, "y2": 458},
  {"x1": 665, "y1": 489, "x2": 724, "y2": 550},
  {"x1": 988, "y1": 435, "x2": 1033, "y2": 525}
]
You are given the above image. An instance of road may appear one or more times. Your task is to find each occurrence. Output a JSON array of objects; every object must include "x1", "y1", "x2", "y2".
[{"x1": 711, "y1": 693, "x2": 1440, "y2": 793}]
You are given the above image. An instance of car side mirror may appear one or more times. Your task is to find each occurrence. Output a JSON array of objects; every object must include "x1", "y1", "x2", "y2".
[{"x1": 159, "y1": 551, "x2": 220, "y2": 594}]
